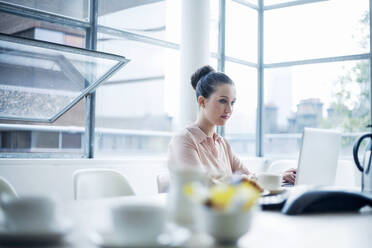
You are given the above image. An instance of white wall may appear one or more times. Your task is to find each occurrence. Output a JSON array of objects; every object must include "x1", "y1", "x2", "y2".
[
  {"x1": 0, "y1": 158, "x2": 169, "y2": 202},
  {"x1": 0, "y1": 157, "x2": 360, "y2": 203},
  {"x1": 0, "y1": 157, "x2": 269, "y2": 202}
]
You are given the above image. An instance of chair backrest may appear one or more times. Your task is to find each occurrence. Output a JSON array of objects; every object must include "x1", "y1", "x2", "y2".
[
  {"x1": 156, "y1": 172, "x2": 170, "y2": 193},
  {"x1": 73, "y1": 169, "x2": 135, "y2": 200},
  {"x1": 0, "y1": 177, "x2": 17, "y2": 198},
  {"x1": 267, "y1": 160, "x2": 298, "y2": 174}
]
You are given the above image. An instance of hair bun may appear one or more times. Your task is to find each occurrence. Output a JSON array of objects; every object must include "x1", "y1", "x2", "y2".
[{"x1": 190, "y1": 65, "x2": 215, "y2": 90}]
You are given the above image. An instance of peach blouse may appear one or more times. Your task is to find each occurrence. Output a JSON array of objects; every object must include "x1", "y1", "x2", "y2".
[{"x1": 168, "y1": 124, "x2": 250, "y2": 181}]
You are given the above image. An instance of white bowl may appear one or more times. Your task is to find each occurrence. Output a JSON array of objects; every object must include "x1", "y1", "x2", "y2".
[{"x1": 199, "y1": 206, "x2": 253, "y2": 243}]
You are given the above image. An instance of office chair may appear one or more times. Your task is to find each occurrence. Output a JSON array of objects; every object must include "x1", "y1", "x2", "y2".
[
  {"x1": 73, "y1": 168, "x2": 135, "y2": 200},
  {"x1": 0, "y1": 176, "x2": 18, "y2": 198},
  {"x1": 156, "y1": 172, "x2": 170, "y2": 193}
]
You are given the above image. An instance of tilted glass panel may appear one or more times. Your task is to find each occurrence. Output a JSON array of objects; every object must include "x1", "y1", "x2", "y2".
[{"x1": 0, "y1": 34, "x2": 129, "y2": 122}]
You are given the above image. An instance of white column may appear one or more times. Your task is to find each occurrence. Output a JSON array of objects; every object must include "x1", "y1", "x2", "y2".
[{"x1": 178, "y1": 0, "x2": 210, "y2": 130}]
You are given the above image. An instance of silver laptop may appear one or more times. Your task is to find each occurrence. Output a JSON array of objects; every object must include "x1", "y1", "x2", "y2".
[{"x1": 295, "y1": 128, "x2": 341, "y2": 186}]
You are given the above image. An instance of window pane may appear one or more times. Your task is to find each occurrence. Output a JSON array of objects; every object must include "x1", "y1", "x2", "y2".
[
  {"x1": 98, "y1": 0, "x2": 219, "y2": 52},
  {"x1": 264, "y1": 60, "x2": 370, "y2": 158},
  {"x1": 225, "y1": 62, "x2": 257, "y2": 156},
  {"x1": 0, "y1": 35, "x2": 121, "y2": 121},
  {"x1": 265, "y1": 0, "x2": 369, "y2": 63},
  {"x1": 245, "y1": 0, "x2": 257, "y2": 5},
  {"x1": 226, "y1": 0, "x2": 257, "y2": 63},
  {"x1": 0, "y1": 13, "x2": 87, "y2": 156},
  {"x1": 264, "y1": 0, "x2": 298, "y2": 5},
  {"x1": 96, "y1": 32, "x2": 218, "y2": 157},
  {"x1": 96, "y1": 34, "x2": 175, "y2": 157},
  {"x1": 1, "y1": 0, "x2": 89, "y2": 20},
  {"x1": 99, "y1": 1, "x2": 166, "y2": 41},
  {"x1": 0, "y1": 13, "x2": 86, "y2": 48}
]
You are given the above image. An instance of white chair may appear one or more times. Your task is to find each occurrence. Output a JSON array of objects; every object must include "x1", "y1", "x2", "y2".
[
  {"x1": 73, "y1": 169, "x2": 135, "y2": 200},
  {"x1": 0, "y1": 177, "x2": 17, "y2": 197},
  {"x1": 267, "y1": 159, "x2": 298, "y2": 174},
  {"x1": 156, "y1": 172, "x2": 170, "y2": 193}
]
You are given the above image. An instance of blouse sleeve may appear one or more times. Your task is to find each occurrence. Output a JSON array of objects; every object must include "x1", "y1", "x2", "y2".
[{"x1": 224, "y1": 138, "x2": 251, "y2": 175}]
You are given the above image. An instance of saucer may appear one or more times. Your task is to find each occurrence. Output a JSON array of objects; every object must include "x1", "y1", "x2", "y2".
[
  {"x1": 261, "y1": 187, "x2": 286, "y2": 196},
  {"x1": 90, "y1": 225, "x2": 189, "y2": 248},
  {"x1": 89, "y1": 231, "x2": 170, "y2": 248},
  {"x1": 269, "y1": 187, "x2": 286, "y2": 195},
  {"x1": 0, "y1": 218, "x2": 73, "y2": 244}
]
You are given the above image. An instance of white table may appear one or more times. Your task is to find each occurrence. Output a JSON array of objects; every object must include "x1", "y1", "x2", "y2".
[{"x1": 40, "y1": 194, "x2": 372, "y2": 248}]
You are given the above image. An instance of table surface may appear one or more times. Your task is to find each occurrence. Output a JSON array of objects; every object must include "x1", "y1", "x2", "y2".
[{"x1": 7, "y1": 194, "x2": 372, "y2": 248}]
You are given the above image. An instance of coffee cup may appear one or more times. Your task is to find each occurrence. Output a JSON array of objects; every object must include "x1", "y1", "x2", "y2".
[
  {"x1": 111, "y1": 202, "x2": 165, "y2": 245},
  {"x1": 257, "y1": 173, "x2": 282, "y2": 191},
  {"x1": 0, "y1": 194, "x2": 58, "y2": 232}
]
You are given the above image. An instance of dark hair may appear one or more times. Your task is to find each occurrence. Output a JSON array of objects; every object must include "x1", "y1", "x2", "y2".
[{"x1": 190, "y1": 65, "x2": 234, "y2": 100}]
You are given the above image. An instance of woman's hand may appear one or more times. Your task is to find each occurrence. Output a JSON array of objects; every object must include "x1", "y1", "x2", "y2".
[{"x1": 282, "y1": 168, "x2": 296, "y2": 184}]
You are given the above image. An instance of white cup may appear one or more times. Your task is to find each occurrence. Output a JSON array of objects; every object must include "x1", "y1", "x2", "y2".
[
  {"x1": 0, "y1": 195, "x2": 58, "y2": 232},
  {"x1": 199, "y1": 206, "x2": 253, "y2": 243},
  {"x1": 257, "y1": 173, "x2": 282, "y2": 191},
  {"x1": 111, "y1": 202, "x2": 165, "y2": 245}
]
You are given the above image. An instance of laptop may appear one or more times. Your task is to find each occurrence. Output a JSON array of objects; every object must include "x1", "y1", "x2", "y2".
[{"x1": 294, "y1": 128, "x2": 341, "y2": 186}]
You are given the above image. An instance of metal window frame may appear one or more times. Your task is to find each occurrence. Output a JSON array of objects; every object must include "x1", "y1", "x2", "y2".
[
  {"x1": 0, "y1": 0, "x2": 371, "y2": 158},
  {"x1": 216, "y1": 0, "x2": 227, "y2": 137},
  {"x1": 85, "y1": 0, "x2": 98, "y2": 158},
  {"x1": 257, "y1": 0, "x2": 264, "y2": 156}
]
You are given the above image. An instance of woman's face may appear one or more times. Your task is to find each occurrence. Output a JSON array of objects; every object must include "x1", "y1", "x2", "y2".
[{"x1": 199, "y1": 83, "x2": 236, "y2": 126}]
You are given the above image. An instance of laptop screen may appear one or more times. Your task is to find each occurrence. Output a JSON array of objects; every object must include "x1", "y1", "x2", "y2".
[{"x1": 295, "y1": 128, "x2": 341, "y2": 186}]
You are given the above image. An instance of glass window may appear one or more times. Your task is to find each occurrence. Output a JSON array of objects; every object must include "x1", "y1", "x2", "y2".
[
  {"x1": 99, "y1": 1, "x2": 167, "y2": 41},
  {"x1": 244, "y1": 0, "x2": 258, "y2": 5},
  {"x1": 96, "y1": 32, "x2": 218, "y2": 157},
  {"x1": 265, "y1": 0, "x2": 369, "y2": 63},
  {"x1": 0, "y1": 13, "x2": 86, "y2": 48},
  {"x1": 0, "y1": 12, "x2": 87, "y2": 156},
  {"x1": 1, "y1": 0, "x2": 89, "y2": 20},
  {"x1": 210, "y1": 0, "x2": 219, "y2": 54},
  {"x1": 226, "y1": 0, "x2": 257, "y2": 63},
  {"x1": 264, "y1": 60, "x2": 370, "y2": 158},
  {"x1": 0, "y1": 34, "x2": 126, "y2": 122},
  {"x1": 224, "y1": 62, "x2": 257, "y2": 156},
  {"x1": 98, "y1": 0, "x2": 219, "y2": 53},
  {"x1": 96, "y1": 34, "x2": 175, "y2": 157},
  {"x1": 264, "y1": 0, "x2": 299, "y2": 5},
  {"x1": 0, "y1": 13, "x2": 125, "y2": 157}
]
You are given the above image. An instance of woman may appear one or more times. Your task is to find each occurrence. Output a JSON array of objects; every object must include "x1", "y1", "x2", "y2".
[{"x1": 168, "y1": 65, "x2": 296, "y2": 184}]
